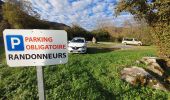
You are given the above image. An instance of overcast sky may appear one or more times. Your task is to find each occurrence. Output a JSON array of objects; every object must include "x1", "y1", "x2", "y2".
[{"x1": 29, "y1": 0, "x2": 134, "y2": 30}]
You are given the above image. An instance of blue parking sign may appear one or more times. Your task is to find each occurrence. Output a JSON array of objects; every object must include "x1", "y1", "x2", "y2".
[{"x1": 6, "y1": 35, "x2": 24, "y2": 51}]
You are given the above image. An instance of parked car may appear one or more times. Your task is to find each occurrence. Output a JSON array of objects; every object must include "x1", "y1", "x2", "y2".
[
  {"x1": 122, "y1": 38, "x2": 142, "y2": 46},
  {"x1": 68, "y1": 37, "x2": 87, "y2": 53}
]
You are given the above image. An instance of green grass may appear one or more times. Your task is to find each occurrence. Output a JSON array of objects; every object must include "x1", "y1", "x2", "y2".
[{"x1": 0, "y1": 45, "x2": 170, "y2": 100}]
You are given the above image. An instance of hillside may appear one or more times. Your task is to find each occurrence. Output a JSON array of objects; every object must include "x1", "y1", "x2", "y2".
[
  {"x1": 45, "y1": 21, "x2": 70, "y2": 30},
  {"x1": 0, "y1": 1, "x2": 70, "y2": 33}
]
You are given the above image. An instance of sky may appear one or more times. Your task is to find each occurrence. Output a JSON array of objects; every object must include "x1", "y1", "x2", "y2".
[{"x1": 29, "y1": 0, "x2": 134, "y2": 30}]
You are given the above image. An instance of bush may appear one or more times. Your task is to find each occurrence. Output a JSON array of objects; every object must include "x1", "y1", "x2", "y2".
[{"x1": 153, "y1": 24, "x2": 170, "y2": 60}]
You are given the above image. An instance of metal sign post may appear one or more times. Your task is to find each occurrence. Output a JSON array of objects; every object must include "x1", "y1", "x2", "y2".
[{"x1": 36, "y1": 66, "x2": 45, "y2": 100}]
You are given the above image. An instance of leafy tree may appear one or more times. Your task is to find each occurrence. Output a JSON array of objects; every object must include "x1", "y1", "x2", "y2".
[
  {"x1": 92, "y1": 29, "x2": 110, "y2": 41},
  {"x1": 116, "y1": 0, "x2": 170, "y2": 62},
  {"x1": 2, "y1": 0, "x2": 49, "y2": 29},
  {"x1": 0, "y1": 20, "x2": 10, "y2": 36},
  {"x1": 3, "y1": 0, "x2": 40, "y2": 18},
  {"x1": 66, "y1": 24, "x2": 93, "y2": 40}
]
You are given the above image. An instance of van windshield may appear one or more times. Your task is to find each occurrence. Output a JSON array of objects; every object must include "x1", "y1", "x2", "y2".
[
  {"x1": 71, "y1": 38, "x2": 85, "y2": 43},
  {"x1": 124, "y1": 38, "x2": 133, "y2": 41}
]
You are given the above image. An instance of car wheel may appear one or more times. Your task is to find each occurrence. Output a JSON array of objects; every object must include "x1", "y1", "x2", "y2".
[
  {"x1": 138, "y1": 43, "x2": 142, "y2": 46},
  {"x1": 124, "y1": 42, "x2": 127, "y2": 45},
  {"x1": 84, "y1": 50, "x2": 87, "y2": 54}
]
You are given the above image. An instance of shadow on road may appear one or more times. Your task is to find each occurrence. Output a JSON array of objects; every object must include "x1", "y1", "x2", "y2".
[{"x1": 87, "y1": 47, "x2": 120, "y2": 54}]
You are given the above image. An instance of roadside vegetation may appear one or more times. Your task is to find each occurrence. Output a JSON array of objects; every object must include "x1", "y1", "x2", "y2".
[{"x1": 1, "y1": 44, "x2": 170, "y2": 99}]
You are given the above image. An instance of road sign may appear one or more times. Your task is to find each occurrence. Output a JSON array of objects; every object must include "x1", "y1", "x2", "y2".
[
  {"x1": 3, "y1": 29, "x2": 68, "y2": 67},
  {"x1": 3, "y1": 29, "x2": 68, "y2": 100}
]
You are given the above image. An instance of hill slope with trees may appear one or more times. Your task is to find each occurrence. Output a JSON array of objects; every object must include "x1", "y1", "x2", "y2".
[{"x1": 0, "y1": 0, "x2": 70, "y2": 37}]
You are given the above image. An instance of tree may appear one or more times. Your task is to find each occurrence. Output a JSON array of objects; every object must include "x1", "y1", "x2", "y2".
[
  {"x1": 66, "y1": 24, "x2": 93, "y2": 40},
  {"x1": 94, "y1": 19, "x2": 122, "y2": 42},
  {"x1": 3, "y1": 0, "x2": 40, "y2": 18},
  {"x1": 116, "y1": 0, "x2": 170, "y2": 62},
  {"x1": 0, "y1": 20, "x2": 10, "y2": 36},
  {"x1": 0, "y1": 0, "x2": 3, "y2": 21},
  {"x1": 91, "y1": 29, "x2": 110, "y2": 41},
  {"x1": 2, "y1": 0, "x2": 49, "y2": 29}
]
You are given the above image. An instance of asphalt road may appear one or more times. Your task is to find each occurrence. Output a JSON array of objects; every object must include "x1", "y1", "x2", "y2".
[
  {"x1": 112, "y1": 44, "x2": 134, "y2": 49},
  {"x1": 98, "y1": 42, "x2": 135, "y2": 49}
]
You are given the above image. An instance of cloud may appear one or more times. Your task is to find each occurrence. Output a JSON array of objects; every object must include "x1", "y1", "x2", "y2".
[
  {"x1": 29, "y1": 0, "x2": 134, "y2": 30},
  {"x1": 92, "y1": 3, "x2": 104, "y2": 13}
]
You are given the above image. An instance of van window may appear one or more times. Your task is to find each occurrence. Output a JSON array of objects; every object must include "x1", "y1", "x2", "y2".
[
  {"x1": 124, "y1": 38, "x2": 133, "y2": 41},
  {"x1": 134, "y1": 39, "x2": 138, "y2": 41}
]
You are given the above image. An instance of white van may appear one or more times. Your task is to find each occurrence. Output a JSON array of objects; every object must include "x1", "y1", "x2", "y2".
[{"x1": 122, "y1": 38, "x2": 142, "y2": 46}]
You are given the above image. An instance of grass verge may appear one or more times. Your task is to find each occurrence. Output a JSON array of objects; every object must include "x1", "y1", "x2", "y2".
[{"x1": 0, "y1": 44, "x2": 169, "y2": 100}]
